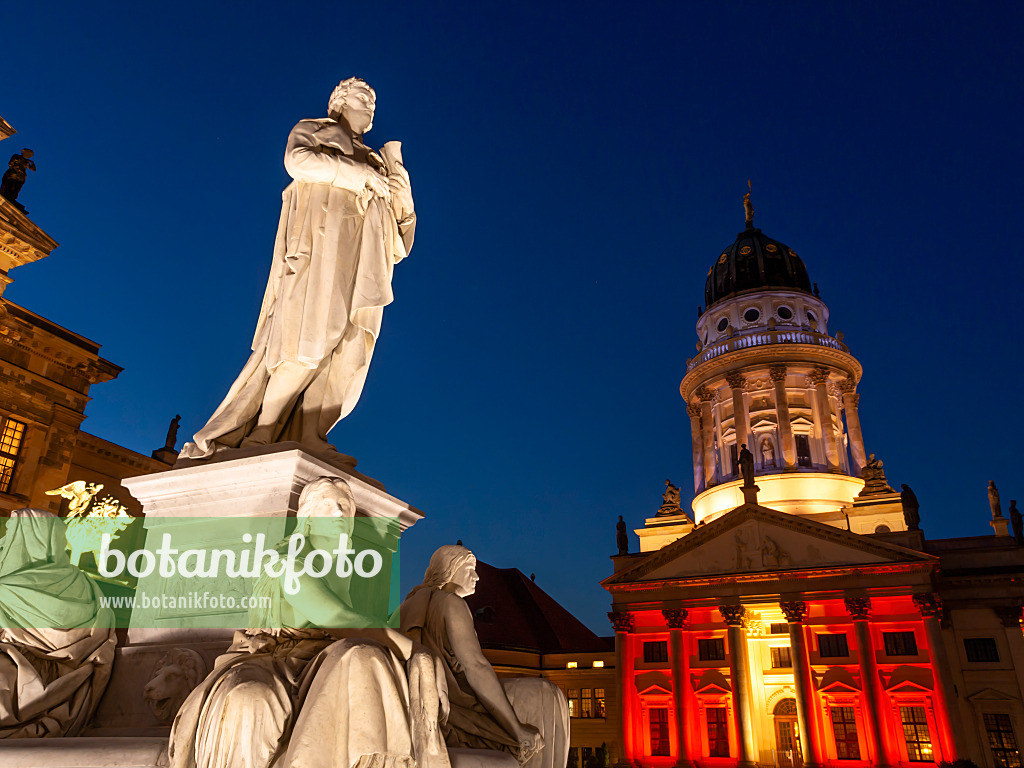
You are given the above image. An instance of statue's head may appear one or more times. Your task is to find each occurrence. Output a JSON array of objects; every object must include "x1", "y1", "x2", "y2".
[
  {"x1": 328, "y1": 78, "x2": 376, "y2": 135},
  {"x1": 422, "y1": 544, "x2": 478, "y2": 597},
  {"x1": 297, "y1": 477, "x2": 356, "y2": 540}
]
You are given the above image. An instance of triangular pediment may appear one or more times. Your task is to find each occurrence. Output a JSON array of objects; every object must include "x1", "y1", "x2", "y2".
[
  {"x1": 636, "y1": 671, "x2": 672, "y2": 694},
  {"x1": 693, "y1": 669, "x2": 731, "y2": 694},
  {"x1": 605, "y1": 504, "x2": 936, "y2": 584},
  {"x1": 886, "y1": 666, "x2": 934, "y2": 692},
  {"x1": 967, "y1": 688, "x2": 1020, "y2": 702},
  {"x1": 819, "y1": 668, "x2": 861, "y2": 692}
]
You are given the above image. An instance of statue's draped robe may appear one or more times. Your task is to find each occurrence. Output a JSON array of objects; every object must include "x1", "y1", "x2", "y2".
[
  {"x1": 184, "y1": 119, "x2": 414, "y2": 457},
  {"x1": 400, "y1": 588, "x2": 569, "y2": 768},
  {"x1": 0, "y1": 512, "x2": 115, "y2": 738}
]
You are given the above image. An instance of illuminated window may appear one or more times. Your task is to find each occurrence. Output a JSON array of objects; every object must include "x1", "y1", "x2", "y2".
[
  {"x1": 883, "y1": 631, "x2": 918, "y2": 657},
  {"x1": 707, "y1": 707, "x2": 730, "y2": 757},
  {"x1": 818, "y1": 633, "x2": 849, "y2": 658},
  {"x1": 592, "y1": 660, "x2": 604, "y2": 668},
  {"x1": 567, "y1": 689, "x2": 580, "y2": 718},
  {"x1": 699, "y1": 637, "x2": 726, "y2": 661},
  {"x1": 650, "y1": 707, "x2": 670, "y2": 756},
  {"x1": 595, "y1": 689, "x2": 606, "y2": 717},
  {"x1": 831, "y1": 706, "x2": 861, "y2": 759},
  {"x1": 581, "y1": 689, "x2": 593, "y2": 718},
  {"x1": 644, "y1": 641, "x2": 668, "y2": 663},
  {"x1": 965, "y1": 637, "x2": 1000, "y2": 663},
  {"x1": 984, "y1": 713, "x2": 1021, "y2": 768},
  {"x1": 0, "y1": 417, "x2": 26, "y2": 494},
  {"x1": 900, "y1": 706, "x2": 933, "y2": 762},
  {"x1": 795, "y1": 434, "x2": 812, "y2": 467},
  {"x1": 566, "y1": 661, "x2": 578, "y2": 668},
  {"x1": 770, "y1": 646, "x2": 792, "y2": 668},
  {"x1": 769, "y1": 623, "x2": 789, "y2": 635}
]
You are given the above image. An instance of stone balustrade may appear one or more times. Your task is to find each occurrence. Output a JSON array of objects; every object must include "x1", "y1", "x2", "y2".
[{"x1": 687, "y1": 329, "x2": 848, "y2": 371}]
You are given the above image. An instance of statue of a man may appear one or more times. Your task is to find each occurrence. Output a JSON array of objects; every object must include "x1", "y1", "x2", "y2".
[
  {"x1": 182, "y1": 78, "x2": 415, "y2": 460},
  {"x1": 1010, "y1": 500, "x2": 1023, "y2": 546},
  {"x1": 616, "y1": 516, "x2": 628, "y2": 555},
  {"x1": 738, "y1": 443, "x2": 755, "y2": 488},
  {"x1": 900, "y1": 483, "x2": 921, "y2": 531},
  {"x1": 989, "y1": 481, "x2": 1003, "y2": 518},
  {"x1": 0, "y1": 149, "x2": 35, "y2": 204}
]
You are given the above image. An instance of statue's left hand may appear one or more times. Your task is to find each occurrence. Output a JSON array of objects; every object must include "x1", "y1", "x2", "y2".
[{"x1": 388, "y1": 166, "x2": 414, "y2": 221}]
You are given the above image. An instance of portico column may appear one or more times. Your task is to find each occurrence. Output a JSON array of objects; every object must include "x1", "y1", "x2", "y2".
[
  {"x1": 610, "y1": 611, "x2": 636, "y2": 767},
  {"x1": 770, "y1": 365, "x2": 796, "y2": 468},
  {"x1": 700, "y1": 389, "x2": 716, "y2": 487},
  {"x1": 719, "y1": 605, "x2": 757, "y2": 768},
  {"x1": 913, "y1": 593, "x2": 964, "y2": 761},
  {"x1": 780, "y1": 600, "x2": 822, "y2": 768},
  {"x1": 687, "y1": 403, "x2": 704, "y2": 493},
  {"x1": 838, "y1": 380, "x2": 867, "y2": 477},
  {"x1": 807, "y1": 368, "x2": 839, "y2": 469},
  {"x1": 664, "y1": 609, "x2": 694, "y2": 768},
  {"x1": 844, "y1": 597, "x2": 893, "y2": 768},
  {"x1": 726, "y1": 372, "x2": 751, "y2": 463}
]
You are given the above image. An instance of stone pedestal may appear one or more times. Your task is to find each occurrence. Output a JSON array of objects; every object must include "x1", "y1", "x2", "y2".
[{"x1": 741, "y1": 485, "x2": 760, "y2": 505}]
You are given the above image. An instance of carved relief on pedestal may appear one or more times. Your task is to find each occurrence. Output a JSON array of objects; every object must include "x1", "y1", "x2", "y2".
[
  {"x1": 143, "y1": 648, "x2": 208, "y2": 723},
  {"x1": 912, "y1": 592, "x2": 943, "y2": 618},
  {"x1": 844, "y1": 596, "x2": 871, "y2": 620},
  {"x1": 719, "y1": 604, "x2": 747, "y2": 627},
  {"x1": 780, "y1": 600, "x2": 808, "y2": 623},
  {"x1": 608, "y1": 611, "x2": 635, "y2": 633},
  {"x1": 662, "y1": 608, "x2": 689, "y2": 629}
]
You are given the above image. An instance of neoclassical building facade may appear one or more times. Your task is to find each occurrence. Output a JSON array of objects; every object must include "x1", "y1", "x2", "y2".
[{"x1": 605, "y1": 207, "x2": 1024, "y2": 768}]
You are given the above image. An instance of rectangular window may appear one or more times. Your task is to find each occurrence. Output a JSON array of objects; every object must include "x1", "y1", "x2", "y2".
[
  {"x1": 644, "y1": 641, "x2": 668, "y2": 664},
  {"x1": 770, "y1": 646, "x2": 792, "y2": 669},
  {"x1": 707, "y1": 707, "x2": 730, "y2": 757},
  {"x1": 883, "y1": 631, "x2": 918, "y2": 657},
  {"x1": 965, "y1": 637, "x2": 1000, "y2": 663},
  {"x1": 582, "y1": 747, "x2": 593, "y2": 766},
  {"x1": 796, "y1": 434, "x2": 812, "y2": 467},
  {"x1": 770, "y1": 622, "x2": 790, "y2": 635},
  {"x1": 650, "y1": 707, "x2": 670, "y2": 756},
  {"x1": 900, "y1": 706, "x2": 934, "y2": 762},
  {"x1": 595, "y1": 688, "x2": 606, "y2": 718},
  {"x1": 831, "y1": 706, "x2": 861, "y2": 760},
  {"x1": 984, "y1": 713, "x2": 1021, "y2": 768},
  {"x1": 698, "y1": 637, "x2": 726, "y2": 661},
  {"x1": 730, "y1": 443, "x2": 739, "y2": 476},
  {"x1": 568, "y1": 689, "x2": 580, "y2": 718},
  {"x1": 0, "y1": 417, "x2": 26, "y2": 494},
  {"x1": 818, "y1": 633, "x2": 850, "y2": 658},
  {"x1": 581, "y1": 689, "x2": 593, "y2": 718}
]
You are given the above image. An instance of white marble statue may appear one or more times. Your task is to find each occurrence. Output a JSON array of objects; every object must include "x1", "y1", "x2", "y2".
[
  {"x1": 182, "y1": 78, "x2": 416, "y2": 460},
  {"x1": 0, "y1": 509, "x2": 116, "y2": 737},
  {"x1": 168, "y1": 478, "x2": 449, "y2": 768},
  {"x1": 400, "y1": 546, "x2": 569, "y2": 768}
]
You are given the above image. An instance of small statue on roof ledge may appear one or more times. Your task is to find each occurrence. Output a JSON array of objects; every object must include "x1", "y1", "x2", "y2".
[
  {"x1": 0, "y1": 148, "x2": 35, "y2": 207},
  {"x1": 657, "y1": 479, "x2": 681, "y2": 515},
  {"x1": 1009, "y1": 500, "x2": 1022, "y2": 546},
  {"x1": 858, "y1": 454, "x2": 895, "y2": 496},
  {"x1": 900, "y1": 483, "x2": 921, "y2": 531},
  {"x1": 616, "y1": 515, "x2": 628, "y2": 555},
  {"x1": 739, "y1": 443, "x2": 755, "y2": 488}
]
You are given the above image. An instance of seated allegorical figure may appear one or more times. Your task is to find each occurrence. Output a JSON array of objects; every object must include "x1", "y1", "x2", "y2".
[
  {"x1": 169, "y1": 477, "x2": 451, "y2": 768},
  {"x1": 0, "y1": 508, "x2": 116, "y2": 737},
  {"x1": 400, "y1": 546, "x2": 569, "y2": 768}
]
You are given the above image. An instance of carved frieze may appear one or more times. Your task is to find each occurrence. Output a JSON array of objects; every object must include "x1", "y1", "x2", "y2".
[
  {"x1": 780, "y1": 600, "x2": 808, "y2": 623},
  {"x1": 608, "y1": 611, "x2": 635, "y2": 633}
]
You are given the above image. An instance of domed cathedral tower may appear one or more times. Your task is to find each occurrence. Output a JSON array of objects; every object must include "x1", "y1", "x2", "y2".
[{"x1": 679, "y1": 192, "x2": 896, "y2": 531}]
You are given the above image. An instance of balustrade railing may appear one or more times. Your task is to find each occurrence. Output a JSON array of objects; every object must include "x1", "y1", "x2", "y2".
[{"x1": 686, "y1": 330, "x2": 849, "y2": 371}]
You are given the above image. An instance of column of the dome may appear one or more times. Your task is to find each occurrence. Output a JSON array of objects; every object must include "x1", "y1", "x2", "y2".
[
  {"x1": 700, "y1": 389, "x2": 716, "y2": 487},
  {"x1": 770, "y1": 364, "x2": 796, "y2": 468},
  {"x1": 726, "y1": 372, "x2": 750, "y2": 462},
  {"x1": 807, "y1": 368, "x2": 839, "y2": 469},
  {"x1": 687, "y1": 403, "x2": 704, "y2": 493},
  {"x1": 838, "y1": 380, "x2": 867, "y2": 476}
]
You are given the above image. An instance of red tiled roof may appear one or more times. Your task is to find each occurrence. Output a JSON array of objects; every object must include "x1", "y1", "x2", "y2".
[{"x1": 465, "y1": 560, "x2": 612, "y2": 654}]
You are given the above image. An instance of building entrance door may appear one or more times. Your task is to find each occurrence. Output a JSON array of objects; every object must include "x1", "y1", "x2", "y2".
[{"x1": 774, "y1": 718, "x2": 802, "y2": 768}]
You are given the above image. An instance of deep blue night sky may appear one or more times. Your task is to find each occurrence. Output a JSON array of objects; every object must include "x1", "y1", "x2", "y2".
[{"x1": 4, "y1": 3, "x2": 1023, "y2": 635}]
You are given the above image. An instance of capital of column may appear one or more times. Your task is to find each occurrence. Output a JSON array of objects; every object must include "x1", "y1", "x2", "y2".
[
  {"x1": 844, "y1": 596, "x2": 871, "y2": 620},
  {"x1": 663, "y1": 608, "x2": 689, "y2": 629},
  {"x1": 994, "y1": 605, "x2": 1024, "y2": 628},
  {"x1": 687, "y1": 402, "x2": 702, "y2": 419},
  {"x1": 725, "y1": 371, "x2": 746, "y2": 390},
  {"x1": 769, "y1": 364, "x2": 787, "y2": 383},
  {"x1": 805, "y1": 367, "x2": 830, "y2": 386},
  {"x1": 780, "y1": 600, "x2": 808, "y2": 623},
  {"x1": 698, "y1": 387, "x2": 716, "y2": 402},
  {"x1": 912, "y1": 593, "x2": 943, "y2": 618},
  {"x1": 608, "y1": 611, "x2": 635, "y2": 633},
  {"x1": 837, "y1": 377, "x2": 857, "y2": 394},
  {"x1": 719, "y1": 604, "x2": 746, "y2": 627}
]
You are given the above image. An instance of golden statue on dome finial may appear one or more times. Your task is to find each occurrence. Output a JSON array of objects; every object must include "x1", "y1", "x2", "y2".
[{"x1": 744, "y1": 179, "x2": 754, "y2": 229}]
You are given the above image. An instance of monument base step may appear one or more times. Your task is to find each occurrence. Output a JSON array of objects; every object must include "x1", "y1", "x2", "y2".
[{"x1": 0, "y1": 736, "x2": 168, "y2": 768}]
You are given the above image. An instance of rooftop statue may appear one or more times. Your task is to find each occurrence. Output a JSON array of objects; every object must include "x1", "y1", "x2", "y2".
[
  {"x1": 1010, "y1": 500, "x2": 1022, "y2": 546},
  {"x1": 0, "y1": 148, "x2": 35, "y2": 205},
  {"x1": 657, "y1": 479, "x2": 681, "y2": 516},
  {"x1": 0, "y1": 509, "x2": 116, "y2": 737},
  {"x1": 169, "y1": 477, "x2": 449, "y2": 768},
  {"x1": 900, "y1": 483, "x2": 921, "y2": 531},
  {"x1": 989, "y1": 481, "x2": 1003, "y2": 518},
  {"x1": 181, "y1": 78, "x2": 415, "y2": 461},
  {"x1": 400, "y1": 545, "x2": 569, "y2": 768},
  {"x1": 616, "y1": 515, "x2": 628, "y2": 555},
  {"x1": 738, "y1": 443, "x2": 755, "y2": 488},
  {"x1": 858, "y1": 453, "x2": 895, "y2": 496}
]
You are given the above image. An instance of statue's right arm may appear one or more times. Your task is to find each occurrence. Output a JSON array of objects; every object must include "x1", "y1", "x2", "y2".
[
  {"x1": 283, "y1": 121, "x2": 378, "y2": 194},
  {"x1": 443, "y1": 593, "x2": 541, "y2": 748}
]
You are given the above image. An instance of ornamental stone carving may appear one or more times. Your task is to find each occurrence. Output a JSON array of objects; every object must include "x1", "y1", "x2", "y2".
[
  {"x1": 726, "y1": 372, "x2": 747, "y2": 390},
  {"x1": 912, "y1": 593, "x2": 943, "y2": 618},
  {"x1": 698, "y1": 388, "x2": 716, "y2": 402},
  {"x1": 143, "y1": 648, "x2": 207, "y2": 723},
  {"x1": 687, "y1": 403, "x2": 703, "y2": 419},
  {"x1": 608, "y1": 611, "x2": 635, "y2": 633},
  {"x1": 805, "y1": 367, "x2": 830, "y2": 386},
  {"x1": 719, "y1": 604, "x2": 747, "y2": 627},
  {"x1": 844, "y1": 597, "x2": 871, "y2": 620},
  {"x1": 836, "y1": 378, "x2": 857, "y2": 394},
  {"x1": 780, "y1": 600, "x2": 808, "y2": 623},
  {"x1": 768, "y1": 364, "x2": 787, "y2": 383},
  {"x1": 994, "y1": 606, "x2": 1023, "y2": 628},
  {"x1": 662, "y1": 608, "x2": 689, "y2": 629}
]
